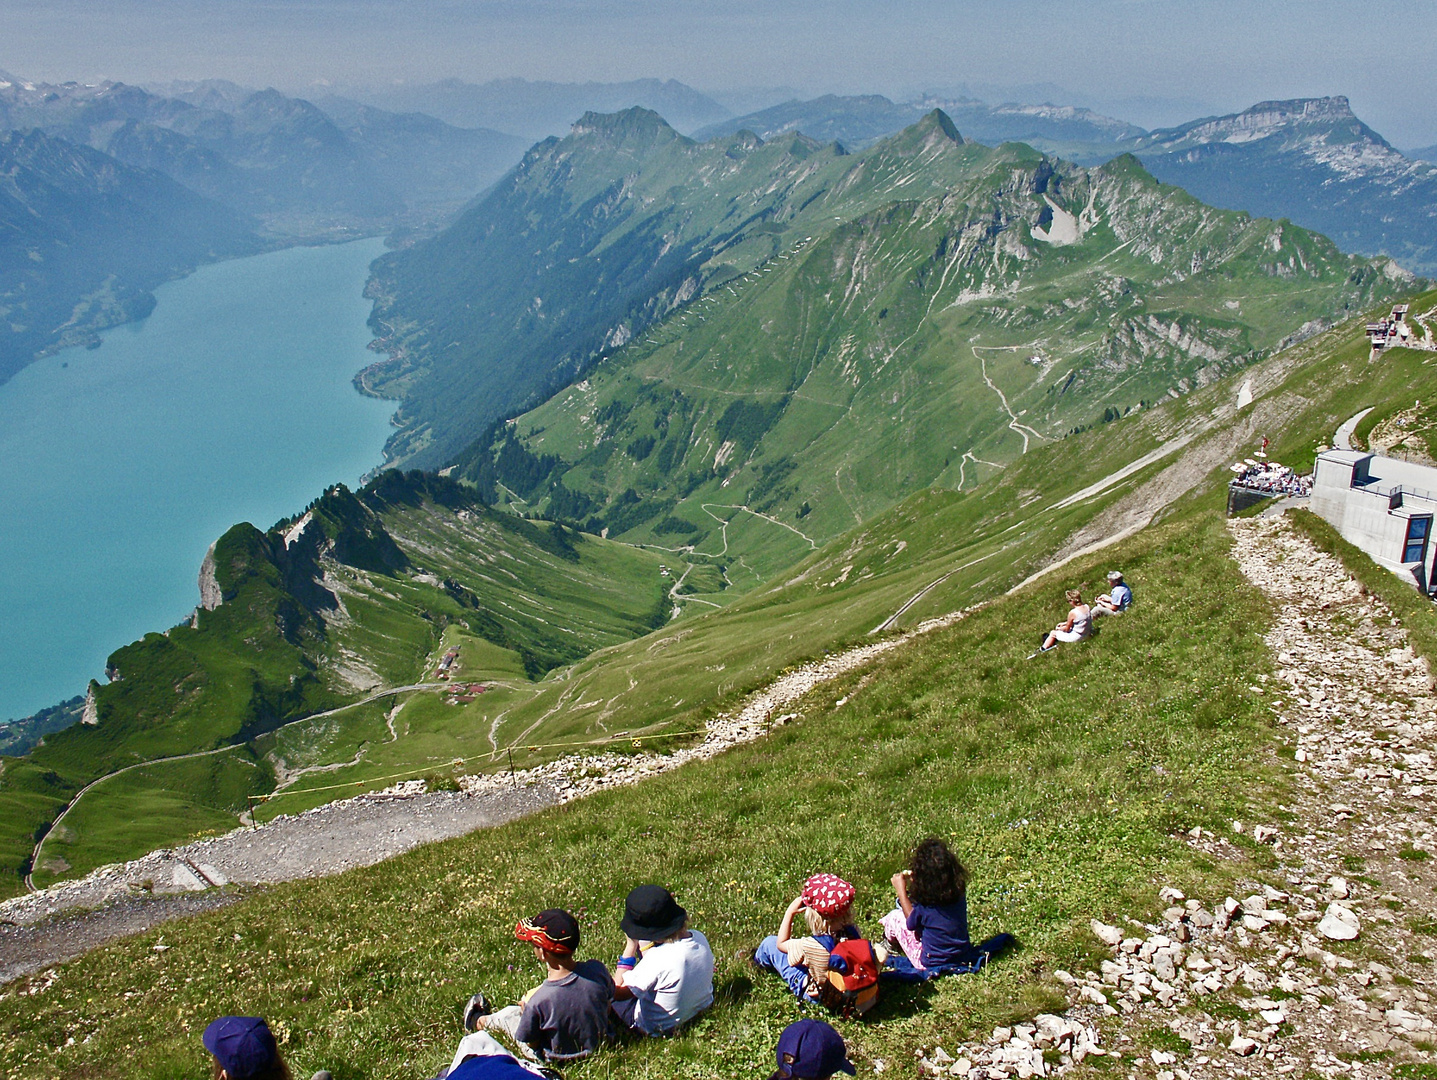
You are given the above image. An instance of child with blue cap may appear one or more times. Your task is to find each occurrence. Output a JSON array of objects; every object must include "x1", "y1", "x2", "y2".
[
  {"x1": 770, "y1": 1018, "x2": 857, "y2": 1079},
  {"x1": 202, "y1": 1017, "x2": 292, "y2": 1080}
]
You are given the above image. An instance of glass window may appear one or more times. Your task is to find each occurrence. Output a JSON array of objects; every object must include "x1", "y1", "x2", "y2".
[{"x1": 1404, "y1": 516, "x2": 1431, "y2": 564}]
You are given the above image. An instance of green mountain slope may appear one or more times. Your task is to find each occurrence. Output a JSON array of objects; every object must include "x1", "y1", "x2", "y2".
[
  {"x1": 364, "y1": 108, "x2": 1073, "y2": 468},
  {"x1": 1, "y1": 506, "x2": 1280, "y2": 1080},
  {"x1": 0, "y1": 472, "x2": 665, "y2": 894},
  {"x1": 454, "y1": 141, "x2": 1408, "y2": 560}
]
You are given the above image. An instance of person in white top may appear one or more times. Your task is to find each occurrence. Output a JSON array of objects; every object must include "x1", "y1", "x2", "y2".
[
  {"x1": 1040, "y1": 589, "x2": 1092, "y2": 652},
  {"x1": 610, "y1": 885, "x2": 715, "y2": 1036}
]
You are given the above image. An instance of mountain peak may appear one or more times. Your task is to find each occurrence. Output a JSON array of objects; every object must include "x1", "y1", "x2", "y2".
[
  {"x1": 874, "y1": 108, "x2": 964, "y2": 156},
  {"x1": 1242, "y1": 96, "x2": 1354, "y2": 122},
  {"x1": 570, "y1": 107, "x2": 683, "y2": 147},
  {"x1": 916, "y1": 108, "x2": 963, "y2": 143}
]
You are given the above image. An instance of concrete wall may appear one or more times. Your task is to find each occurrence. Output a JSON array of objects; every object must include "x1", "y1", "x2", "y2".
[{"x1": 1311, "y1": 450, "x2": 1437, "y2": 592}]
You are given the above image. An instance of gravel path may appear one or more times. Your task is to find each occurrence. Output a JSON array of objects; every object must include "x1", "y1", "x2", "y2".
[
  {"x1": 0, "y1": 783, "x2": 557, "y2": 983},
  {"x1": 910, "y1": 513, "x2": 1437, "y2": 1080}
]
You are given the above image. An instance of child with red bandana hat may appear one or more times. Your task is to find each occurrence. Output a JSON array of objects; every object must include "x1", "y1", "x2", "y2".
[
  {"x1": 752, "y1": 873, "x2": 878, "y2": 1001},
  {"x1": 451, "y1": 908, "x2": 614, "y2": 1070}
]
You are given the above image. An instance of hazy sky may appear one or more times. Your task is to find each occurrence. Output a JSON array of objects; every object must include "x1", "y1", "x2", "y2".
[{"x1": 3, "y1": 0, "x2": 1435, "y2": 145}]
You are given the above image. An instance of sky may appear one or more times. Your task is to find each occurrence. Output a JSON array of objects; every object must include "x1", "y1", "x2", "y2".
[{"x1": 2, "y1": 0, "x2": 1435, "y2": 145}]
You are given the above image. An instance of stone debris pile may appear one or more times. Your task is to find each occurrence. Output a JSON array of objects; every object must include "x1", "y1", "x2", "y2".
[
  {"x1": 914, "y1": 1014, "x2": 1107, "y2": 1078},
  {"x1": 458, "y1": 635, "x2": 916, "y2": 803}
]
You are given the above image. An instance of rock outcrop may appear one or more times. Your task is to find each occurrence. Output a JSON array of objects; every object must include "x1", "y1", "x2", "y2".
[{"x1": 197, "y1": 541, "x2": 223, "y2": 611}]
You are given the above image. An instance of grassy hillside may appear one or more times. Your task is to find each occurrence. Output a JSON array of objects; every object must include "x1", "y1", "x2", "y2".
[
  {"x1": 0, "y1": 501, "x2": 1286, "y2": 1080},
  {"x1": 457, "y1": 144, "x2": 1406, "y2": 559},
  {"x1": 366, "y1": 108, "x2": 1017, "y2": 467},
  {"x1": 0, "y1": 472, "x2": 667, "y2": 896}
]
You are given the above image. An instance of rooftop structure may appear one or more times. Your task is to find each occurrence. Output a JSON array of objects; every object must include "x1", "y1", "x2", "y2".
[
  {"x1": 1310, "y1": 449, "x2": 1437, "y2": 592},
  {"x1": 1367, "y1": 304, "x2": 1421, "y2": 357}
]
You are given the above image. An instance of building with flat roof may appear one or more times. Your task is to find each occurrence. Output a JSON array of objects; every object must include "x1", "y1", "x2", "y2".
[{"x1": 1310, "y1": 449, "x2": 1437, "y2": 592}]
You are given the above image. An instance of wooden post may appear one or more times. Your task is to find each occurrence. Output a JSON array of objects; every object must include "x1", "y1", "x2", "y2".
[{"x1": 507, "y1": 747, "x2": 516, "y2": 787}]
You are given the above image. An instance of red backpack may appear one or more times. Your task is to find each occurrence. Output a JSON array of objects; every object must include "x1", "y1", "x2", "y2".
[{"x1": 819, "y1": 938, "x2": 881, "y2": 1017}]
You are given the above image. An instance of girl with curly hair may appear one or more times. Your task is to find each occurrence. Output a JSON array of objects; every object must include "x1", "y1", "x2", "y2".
[{"x1": 880, "y1": 837, "x2": 972, "y2": 970}]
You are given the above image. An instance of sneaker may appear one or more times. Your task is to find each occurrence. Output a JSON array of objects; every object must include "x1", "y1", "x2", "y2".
[
  {"x1": 462, "y1": 992, "x2": 493, "y2": 1032},
  {"x1": 536, "y1": 1069, "x2": 565, "y2": 1080},
  {"x1": 734, "y1": 946, "x2": 762, "y2": 971}
]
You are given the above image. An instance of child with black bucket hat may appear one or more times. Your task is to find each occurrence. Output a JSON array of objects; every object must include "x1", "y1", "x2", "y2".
[
  {"x1": 610, "y1": 884, "x2": 715, "y2": 1035},
  {"x1": 770, "y1": 1018, "x2": 857, "y2": 1079},
  {"x1": 452, "y1": 908, "x2": 614, "y2": 1068}
]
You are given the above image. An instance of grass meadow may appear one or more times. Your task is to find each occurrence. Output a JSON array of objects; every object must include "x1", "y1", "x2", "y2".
[{"x1": 0, "y1": 508, "x2": 1289, "y2": 1080}]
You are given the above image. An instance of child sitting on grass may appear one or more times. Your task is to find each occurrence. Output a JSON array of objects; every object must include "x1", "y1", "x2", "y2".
[
  {"x1": 202, "y1": 1017, "x2": 295, "y2": 1080},
  {"x1": 753, "y1": 873, "x2": 872, "y2": 1001},
  {"x1": 610, "y1": 884, "x2": 715, "y2": 1035},
  {"x1": 456, "y1": 908, "x2": 613, "y2": 1067},
  {"x1": 881, "y1": 837, "x2": 1012, "y2": 976}
]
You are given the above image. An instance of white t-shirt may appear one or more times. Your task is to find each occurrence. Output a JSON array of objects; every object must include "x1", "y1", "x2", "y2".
[{"x1": 621, "y1": 929, "x2": 715, "y2": 1034}]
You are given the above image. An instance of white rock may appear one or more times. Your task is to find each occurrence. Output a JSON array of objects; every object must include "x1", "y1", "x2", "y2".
[
  {"x1": 1318, "y1": 904, "x2": 1361, "y2": 940},
  {"x1": 1386, "y1": 1008, "x2": 1435, "y2": 1033},
  {"x1": 1090, "y1": 919, "x2": 1123, "y2": 947},
  {"x1": 1229, "y1": 1036, "x2": 1259, "y2": 1056}
]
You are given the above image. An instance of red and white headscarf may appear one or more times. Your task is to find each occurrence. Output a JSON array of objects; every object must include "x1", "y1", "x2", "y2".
[{"x1": 802, "y1": 873, "x2": 856, "y2": 916}]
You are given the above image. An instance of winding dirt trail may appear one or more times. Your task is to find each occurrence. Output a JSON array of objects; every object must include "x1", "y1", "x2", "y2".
[{"x1": 24, "y1": 682, "x2": 444, "y2": 893}]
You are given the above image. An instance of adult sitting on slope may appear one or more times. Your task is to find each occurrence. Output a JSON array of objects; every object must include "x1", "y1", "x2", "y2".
[
  {"x1": 1092, "y1": 571, "x2": 1132, "y2": 618},
  {"x1": 1037, "y1": 589, "x2": 1092, "y2": 653}
]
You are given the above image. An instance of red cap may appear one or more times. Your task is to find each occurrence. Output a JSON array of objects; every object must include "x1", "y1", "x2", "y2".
[
  {"x1": 514, "y1": 909, "x2": 580, "y2": 954},
  {"x1": 802, "y1": 873, "x2": 856, "y2": 916}
]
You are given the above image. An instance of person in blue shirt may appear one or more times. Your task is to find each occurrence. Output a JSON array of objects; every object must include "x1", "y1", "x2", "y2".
[
  {"x1": 880, "y1": 837, "x2": 973, "y2": 970},
  {"x1": 1093, "y1": 571, "x2": 1133, "y2": 618}
]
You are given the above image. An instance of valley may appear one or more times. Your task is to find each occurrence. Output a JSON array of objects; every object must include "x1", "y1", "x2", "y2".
[
  {"x1": 1, "y1": 100, "x2": 1428, "y2": 903},
  {"x1": 10, "y1": 299, "x2": 1437, "y2": 1077}
]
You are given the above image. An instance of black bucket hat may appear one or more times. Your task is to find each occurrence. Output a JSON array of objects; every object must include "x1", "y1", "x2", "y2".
[{"x1": 620, "y1": 884, "x2": 686, "y2": 941}]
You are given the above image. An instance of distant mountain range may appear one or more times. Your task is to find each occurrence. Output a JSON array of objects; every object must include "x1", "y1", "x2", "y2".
[
  {"x1": 696, "y1": 92, "x2": 1437, "y2": 275},
  {"x1": 351, "y1": 76, "x2": 731, "y2": 140},
  {"x1": 1133, "y1": 98, "x2": 1437, "y2": 275},
  {"x1": 0, "y1": 74, "x2": 526, "y2": 235},
  {"x1": 446, "y1": 113, "x2": 1407, "y2": 550},
  {"x1": 367, "y1": 106, "x2": 1408, "y2": 482},
  {"x1": 0, "y1": 127, "x2": 260, "y2": 383},
  {"x1": 693, "y1": 93, "x2": 1145, "y2": 159}
]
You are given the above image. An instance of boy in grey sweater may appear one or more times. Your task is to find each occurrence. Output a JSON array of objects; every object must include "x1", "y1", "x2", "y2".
[{"x1": 456, "y1": 909, "x2": 615, "y2": 1067}]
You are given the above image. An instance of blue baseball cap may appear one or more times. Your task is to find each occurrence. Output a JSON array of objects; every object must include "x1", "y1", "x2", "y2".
[
  {"x1": 202, "y1": 1016, "x2": 280, "y2": 1078},
  {"x1": 774, "y1": 1018, "x2": 857, "y2": 1078}
]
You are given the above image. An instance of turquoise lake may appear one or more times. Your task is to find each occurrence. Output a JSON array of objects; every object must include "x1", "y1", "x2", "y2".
[{"x1": 0, "y1": 239, "x2": 396, "y2": 721}]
